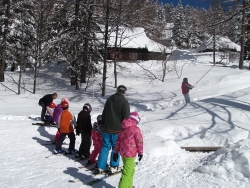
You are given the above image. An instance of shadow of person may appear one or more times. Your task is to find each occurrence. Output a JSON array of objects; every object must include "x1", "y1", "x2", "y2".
[{"x1": 63, "y1": 167, "x2": 115, "y2": 187}]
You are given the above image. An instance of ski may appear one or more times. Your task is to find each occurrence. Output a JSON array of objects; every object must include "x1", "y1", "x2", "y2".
[
  {"x1": 85, "y1": 170, "x2": 122, "y2": 185},
  {"x1": 45, "y1": 151, "x2": 67, "y2": 158},
  {"x1": 42, "y1": 142, "x2": 67, "y2": 145},
  {"x1": 78, "y1": 166, "x2": 96, "y2": 171},
  {"x1": 68, "y1": 170, "x2": 122, "y2": 184},
  {"x1": 78, "y1": 162, "x2": 97, "y2": 170},
  {"x1": 32, "y1": 122, "x2": 57, "y2": 127}
]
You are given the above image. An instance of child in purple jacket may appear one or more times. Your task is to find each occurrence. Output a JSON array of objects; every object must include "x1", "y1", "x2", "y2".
[{"x1": 113, "y1": 112, "x2": 143, "y2": 188}]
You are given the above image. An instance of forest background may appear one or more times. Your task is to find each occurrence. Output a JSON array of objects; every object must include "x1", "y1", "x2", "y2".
[{"x1": 0, "y1": 0, "x2": 249, "y2": 96}]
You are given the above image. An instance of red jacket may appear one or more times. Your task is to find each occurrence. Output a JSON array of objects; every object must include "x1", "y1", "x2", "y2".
[
  {"x1": 91, "y1": 129, "x2": 102, "y2": 148},
  {"x1": 181, "y1": 82, "x2": 193, "y2": 94},
  {"x1": 114, "y1": 118, "x2": 143, "y2": 158}
]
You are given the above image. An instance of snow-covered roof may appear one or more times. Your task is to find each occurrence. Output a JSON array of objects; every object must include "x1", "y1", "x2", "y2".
[
  {"x1": 195, "y1": 35, "x2": 240, "y2": 52},
  {"x1": 108, "y1": 27, "x2": 166, "y2": 52}
]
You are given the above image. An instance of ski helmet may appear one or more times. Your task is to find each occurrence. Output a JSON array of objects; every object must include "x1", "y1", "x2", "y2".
[
  {"x1": 183, "y1": 78, "x2": 188, "y2": 82},
  {"x1": 61, "y1": 101, "x2": 69, "y2": 108},
  {"x1": 83, "y1": 103, "x2": 92, "y2": 113},
  {"x1": 49, "y1": 102, "x2": 56, "y2": 108}
]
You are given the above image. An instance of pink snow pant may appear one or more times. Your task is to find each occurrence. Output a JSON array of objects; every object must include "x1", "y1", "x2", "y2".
[
  {"x1": 54, "y1": 131, "x2": 61, "y2": 143},
  {"x1": 89, "y1": 144, "x2": 102, "y2": 163}
]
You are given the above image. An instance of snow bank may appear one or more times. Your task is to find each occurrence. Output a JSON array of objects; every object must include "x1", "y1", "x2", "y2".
[
  {"x1": 197, "y1": 138, "x2": 250, "y2": 182},
  {"x1": 144, "y1": 139, "x2": 183, "y2": 158}
]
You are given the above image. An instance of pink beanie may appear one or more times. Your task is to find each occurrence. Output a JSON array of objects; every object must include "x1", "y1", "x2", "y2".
[
  {"x1": 61, "y1": 97, "x2": 69, "y2": 103},
  {"x1": 129, "y1": 112, "x2": 140, "y2": 123}
]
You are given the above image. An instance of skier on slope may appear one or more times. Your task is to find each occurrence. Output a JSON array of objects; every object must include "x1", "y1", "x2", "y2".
[{"x1": 181, "y1": 78, "x2": 194, "y2": 103}]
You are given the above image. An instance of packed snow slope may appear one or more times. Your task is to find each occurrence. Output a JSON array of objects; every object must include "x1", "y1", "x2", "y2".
[{"x1": 1, "y1": 51, "x2": 250, "y2": 187}]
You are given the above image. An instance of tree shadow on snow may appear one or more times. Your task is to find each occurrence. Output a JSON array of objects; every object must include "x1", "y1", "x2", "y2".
[
  {"x1": 169, "y1": 96, "x2": 250, "y2": 143},
  {"x1": 63, "y1": 167, "x2": 115, "y2": 187}
]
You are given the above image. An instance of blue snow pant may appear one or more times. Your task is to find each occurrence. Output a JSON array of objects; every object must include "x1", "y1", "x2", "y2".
[{"x1": 97, "y1": 132, "x2": 120, "y2": 170}]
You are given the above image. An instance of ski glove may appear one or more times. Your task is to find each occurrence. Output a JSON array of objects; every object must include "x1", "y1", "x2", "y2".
[
  {"x1": 113, "y1": 153, "x2": 118, "y2": 162},
  {"x1": 138, "y1": 154, "x2": 143, "y2": 161}
]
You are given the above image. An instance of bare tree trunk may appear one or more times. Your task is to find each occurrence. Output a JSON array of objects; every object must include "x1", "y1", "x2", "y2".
[
  {"x1": 102, "y1": 0, "x2": 110, "y2": 96},
  {"x1": 0, "y1": 0, "x2": 10, "y2": 82},
  {"x1": 81, "y1": 3, "x2": 93, "y2": 83},
  {"x1": 113, "y1": 24, "x2": 119, "y2": 88},
  {"x1": 33, "y1": 62, "x2": 37, "y2": 94},
  {"x1": 113, "y1": 0, "x2": 122, "y2": 89},
  {"x1": 239, "y1": 0, "x2": 246, "y2": 69}
]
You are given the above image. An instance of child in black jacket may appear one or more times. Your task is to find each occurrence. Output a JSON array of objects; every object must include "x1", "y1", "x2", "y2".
[{"x1": 75, "y1": 103, "x2": 92, "y2": 159}]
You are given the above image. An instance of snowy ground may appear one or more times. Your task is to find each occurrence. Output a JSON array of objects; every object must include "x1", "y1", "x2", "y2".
[{"x1": 1, "y1": 51, "x2": 250, "y2": 188}]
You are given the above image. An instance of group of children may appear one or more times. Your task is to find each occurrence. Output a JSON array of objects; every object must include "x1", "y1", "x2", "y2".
[{"x1": 43, "y1": 97, "x2": 143, "y2": 188}]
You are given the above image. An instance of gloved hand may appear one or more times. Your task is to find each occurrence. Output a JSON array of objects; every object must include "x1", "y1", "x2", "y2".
[
  {"x1": 57, "y1": 128, "x2": 60, "y2": 133},
  {"x1": 138, "y1": 154, "x2": 143, "y2": 161},
  {"x1": 113, "y1": 153, "x2": 118, "y2": 162}
]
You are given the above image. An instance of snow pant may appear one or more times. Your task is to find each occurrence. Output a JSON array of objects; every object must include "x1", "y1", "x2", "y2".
[
  {"x1": 89, "y1": 143, "x2": 102, "y2": 163},
  {"x1": 56, "y1": 132, "x2": 75, "y2": 150},
  {"x1": 78, "y1": 132, "x2": 91, "y2": 158},
  {"x1": 45, "y1": 115, "x2": 54, "y2": 123},
  {"x1": 183, "y1": 93, "x2": 191, "y2": 103},
  {"x1": 97, "y1": 132, "x2": 120, "y2": 170},
  {"x1": 118, "y1": 157, "x2": 135, "y2": 188},
  {"x1": 38, "y1": 101, "x2": 46, "y2": 121},
  {"x1": 54, "y1": 131, "x2": 61, "y2": 143}
]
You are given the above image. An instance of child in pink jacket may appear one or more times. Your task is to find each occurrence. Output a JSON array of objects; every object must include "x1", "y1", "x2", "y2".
[
  {"x1": 86, "y1": 115, "x2": 103, "y2": 166},
  {"x1": 113, "y1": 112, "x2": 143, "y2": 188}
]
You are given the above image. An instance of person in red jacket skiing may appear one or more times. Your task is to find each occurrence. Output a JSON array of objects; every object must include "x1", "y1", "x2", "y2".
[
  {"x1": 181, "y1": 78, "x2": 194, "y2": 103},
  {"x1": 113, "y1": 112, "x2": 143, "y2": 188}
]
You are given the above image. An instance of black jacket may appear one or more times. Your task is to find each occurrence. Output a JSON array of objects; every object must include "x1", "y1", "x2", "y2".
[
  {"x1": 39, "y1": 94, "x2": 53, "y2": 106},
  {"x1": 76, "y1": 110, "x2": 92, "y2": 134},
  {"x1": 102, "y1": 93, "x2": 130, "y2": 134}
]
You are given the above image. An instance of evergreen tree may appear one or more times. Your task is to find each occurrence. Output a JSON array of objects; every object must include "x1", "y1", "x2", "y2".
[{"x1": 172, "y1": 1, "x2": 188, "y2": 48}]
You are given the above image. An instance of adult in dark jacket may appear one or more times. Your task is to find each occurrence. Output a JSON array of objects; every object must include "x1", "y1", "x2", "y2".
[
  {"x1": 38, "y1": 93, "x2": 57, "y2": 121},
  {"x1": 181, "y1": 78, "x2": 194, "y2": 103},
  {"x1": 94, "y1": 85, "x2": 130, "y2": 174},
  {"x1": 75, "y1": 103, "x2": 92, "y2": 159}
]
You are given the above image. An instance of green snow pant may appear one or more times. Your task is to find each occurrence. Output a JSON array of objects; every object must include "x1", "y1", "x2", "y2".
[{"x1": 118, "y1": 157, "x2": 135, "y2": 188}]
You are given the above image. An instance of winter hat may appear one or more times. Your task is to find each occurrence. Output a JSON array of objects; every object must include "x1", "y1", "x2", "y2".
[
  {"x1": 61, "y1": 97, "x2": 69, "y2": 103},
  {"x1": 129, "y1": 112, "x2": 140, "y2": 123},
  {"x1": 117, "y1": 85, "x2": 127, "y2": 94}
]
